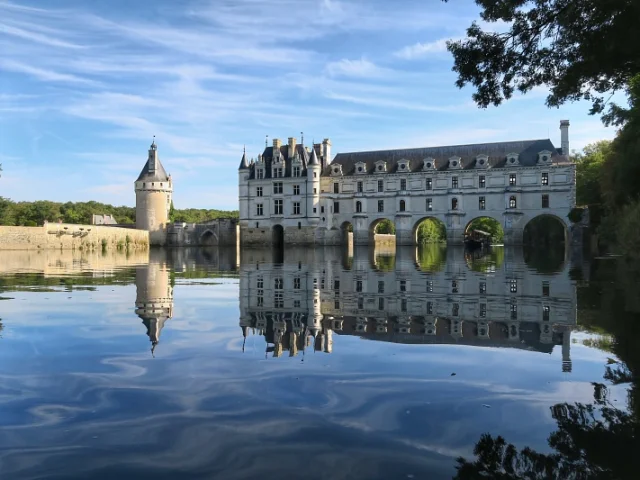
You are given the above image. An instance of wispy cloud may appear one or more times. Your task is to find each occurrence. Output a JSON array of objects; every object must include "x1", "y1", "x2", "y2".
[
  {"x1": 394, "y1": 38, "x2": 452, "y2": 60},
  {"x1": 325, "y1": 58, "x2": 388, "y2": 78}
]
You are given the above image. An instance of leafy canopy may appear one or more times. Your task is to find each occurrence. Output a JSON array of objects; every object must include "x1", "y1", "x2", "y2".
[{"x1": 445, "y1": 0, "x2": 640, "y2": 125}]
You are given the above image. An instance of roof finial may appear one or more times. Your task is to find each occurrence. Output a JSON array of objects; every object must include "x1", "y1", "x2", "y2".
[
  {"x1": 265, "y1": 135, "x2": 268, "y2": 148},
  {"x1": 301, "y1": 131, "x2": 304, "y2": 145},
  {"x1": 243, "y1": 144, "x2": 246, "y2": 154}
]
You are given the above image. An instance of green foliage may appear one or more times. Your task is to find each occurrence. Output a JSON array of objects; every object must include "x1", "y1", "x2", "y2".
[
  {"x1": 466, "y1": 217, "x2": 503, "y2": 243},
  {"x1": 169, "y1": 200, "x2": 176, "y2": 222},
  {"x1": 573, "y1": 141, "x2": 611, "y2": 206},
  {"x1": 415, "y1": 245, "x2": 446, "y2": 272},
  {"x1": 0, "y1": 197, "x2": 238, "y2": 226},
  {"x1": 374, "y1": 219, "x2": 395, "y2": 235},
  {"x1": 445, "y1": 0, "x2": 640, "y2": 124},
  {"x1": 374, "y1": 254, "x2": 395, "y2": 272},
  {"x1": 416, "y1": 218, "x2": 446, "y2": 244},
  {"x1": 616, "y1": 200, "x2": 640, "y2": 260}
]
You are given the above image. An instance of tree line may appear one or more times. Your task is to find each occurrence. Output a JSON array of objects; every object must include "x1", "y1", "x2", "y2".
[{"x1": 0, "y1": 198, "x2": 238, "y2": 227}]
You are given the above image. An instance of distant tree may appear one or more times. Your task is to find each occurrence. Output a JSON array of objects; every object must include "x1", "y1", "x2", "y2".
[
  {"x1": 466, "y1": 217, "x2": 504, "y2": 243},
  {"x1": 573, "y1": 141, "x2": 611, "y2": 207},
  {"x1": 445, "y1": 0, "x2": 640, "y2": 125},
  {"x1": 374, "y1": 219, "x2": 396, "y2": 235},
  {"x1": 169, "y1": 200, "x2": 176, "y2": 222}
]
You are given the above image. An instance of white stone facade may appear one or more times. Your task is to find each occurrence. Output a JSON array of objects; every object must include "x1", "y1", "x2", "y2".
[{"x1": 239, "y1": 122, "x2": 576, "y2": 246}]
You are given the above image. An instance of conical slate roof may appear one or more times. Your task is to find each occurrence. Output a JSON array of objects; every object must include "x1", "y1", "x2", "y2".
[
  {"x1": 238, "y1": 151, "x2": 249, "y2": 170},
  {"x1": 308, "y1": 147, "x2": 320, "y2": 166},
  {"x1": 136, "y1": 142, "x2": 170, "y2": 182}
]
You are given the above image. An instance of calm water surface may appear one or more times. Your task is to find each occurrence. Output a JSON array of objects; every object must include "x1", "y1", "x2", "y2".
[{"x1": 0, "y1": 246, "x2": 638, "y2": 479}]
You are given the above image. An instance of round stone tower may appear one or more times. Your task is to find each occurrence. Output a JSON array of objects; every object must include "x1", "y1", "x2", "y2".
[{"x1": 135, "y1": 139, "x2": 173, "y2": 245}]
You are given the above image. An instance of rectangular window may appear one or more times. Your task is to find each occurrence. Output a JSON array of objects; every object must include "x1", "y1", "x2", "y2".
[
  {"x1": 542, "y1": 172, "x2": 549, "y2": 186},
  {"x1": 256, "y1": 204, "x2": 263, "y2": 216},
  {"x1": 294, "y1": 300, "x2": 300, "y2": 308},
  {"x1": 427, "y1": 301, "x2": 433, "y2": 315},
  {"x1": 293, "y1": 184, "x2": 300, "y2": 195},
  {"x1": 321, "y1": 206, "x2": 325, "y2": 213},
  {"x1": 333, "y1": 183, "x2": 339, "y2": 194},
  {"x1": 426, "y1": 178, "x2": 432, "y2": 190},
  {"x1": 274, "y1": 199, "x2": 283, "y2": 215},
  {"x1": 479, "y1": 196, "x2": 486, "y2": 210},
  {"x1": 257, "y1": 295, "x2": 264, "y2": 306},
  {"x1": 273, "y1": 182, "x2": 283, "y2": 194},
  {"x1": 452, "y1": 303, "x2": 459, "y2": 316},
  {"x1": 542, "y1": 194, "x2": 550, "y2": 208},
  {"x1": 378, "y1": 281, "x2": 385, "y2": 293},
  {"x1": 294, "y1": 277, "x2": 301, "y2": 289},
  {"x1": 400, "y1": 179, "x2": 407, "y2": 191},
  {"x1": 357, "y1": 297, "x2": 364, "y2": 310},
  {"x1": 510, "y1": 279, "x2": 517, "y2": 293},
  {"x1": 356, "y1": 280, "x2": 363, "y2": 293},
  {"x1": 509, "y1": 174, "x2": 516, "y2": 186},
  {"x1": 334, "y1": 300, "x2": 340, "y2": 310},
  {"x1": 426, "y1": 198, "x2": 433, "y2": 211},
  {"x1": 257, "y1": 276, "x2": 263, "y2": 289},
  {"x1": 479, "y1": 175, "x2": 485, "y2": 188},
  {"x1": 257, "y1": 169, "x2": 264, "y2": 180},
  {"x1": 401, "y1": 298, "x2": 407, "y2": 312},
  {"x1": 542, "y1": 281, "x2": 550, "y2": 297},
  {"x1": 452, "y1": 176, "x2": 458, "y2": 188},
  {"x1": 293, "y1": 202, "x2": 301, "y2": 215},
  {"x1": 479, "y1": 282, "x2": 486, "y2": 294},
  {"x1": 378, "y1": 180, "x2": 384, "y2": 192},
  {"x1": 275, "y1": 278, "x2": 283, "y2": 290},
  {"x1": 378, "y1": 297, "x2": 385, "y2": 310},
  {"x1": 274, "y1": 292, "x2": 284, "y2": 308},
  {"x1": 510, "y1": 303, "x2": 517, "y2": 320},
  {"x1": 378, "y1": 200, "x2": 384, "y2": 213},
  {"x1": 333, "y1": 201, "x2": 340, "y2": 214},
  {"x1": 334, "y1": 279, "x2": 340, "y2": 290},
  {"x1": 256, "y1": 186, "x2": 263, "y2": 197},
  {"x1": 293, "y1": 166, "x2": 300, "y2": 177},
  {"x1": 273, "y1": 167, "x2": 283, "y2": 178},
  {"x1": 357, "y1": 181, "x2": 363, "y2": 193},
  {"x1": 400, "y1": 280, "x2": 406, "y2": 292},
  {"x1": 452, "y1": 281, "x2": 458, "y2": 294},
  {"x1": 480, "y1": 303, "x2": 486, "y2": 318},
  {"x1": 543, "y1": 305, "x2": 550, "y2": 321},
  {"x1": 426, "y1": 280, "x2": 433, "y2": 293}
]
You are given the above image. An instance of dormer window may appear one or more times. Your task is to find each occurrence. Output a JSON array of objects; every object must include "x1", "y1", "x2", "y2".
[
  {"x1": 537, "y1": 150, "x2": 553, "y2": 165},
  {"x1": 448, "y1": 156, "x2": 462, "y2": 169},
  {"x1": 331, "y1": 164, "x2": 343, "y2": 177},
  {"x1": 423, "y1": 157, "x2": 436, "y2": 170},
  {"x1": 256, "y1": 168, "x2": 264, "y2": 180},
  {"x1": 398, "y1": 159, "x2": 411, "y2": 172},
  {"x1": 475, "y1": 155, "x2": 489, "y2": 169},
  {"x1": 507, "y1": 153, "x2": 520, "y2": 166},
  {"x1": 374, "y1": 160, "x2": 387, "y2": 173},
  {"x1": 355, "y1": 162, "x2": 367, "y2": 174}
]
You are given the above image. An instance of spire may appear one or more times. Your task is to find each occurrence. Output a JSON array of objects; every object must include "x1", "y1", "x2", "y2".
[
  {"x1": 309, "y1": 146, "x2": 320, "y2": 166},
  {"x1": 238, "y1": 146, "x2": 249, "y2": 170}
]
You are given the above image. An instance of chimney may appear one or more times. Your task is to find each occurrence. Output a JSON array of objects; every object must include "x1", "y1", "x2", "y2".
[
  {"x1": 273, "y1": 138, "x2": 282, "y2": 151},
  {"x1": 288, "y1": 137, "x2": 296, "y2": 159},
  {"x1": 560, "y1": 120, "x2": 570, "y2": 156},
  {"x1": 321, "y1": 138, "x2": 332, "y2": 169}
]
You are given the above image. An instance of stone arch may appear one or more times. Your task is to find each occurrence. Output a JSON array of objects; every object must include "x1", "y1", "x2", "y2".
[
  {"x1": 368, "y1": 218, "x2": 396, "y2": 243},
  {"x1": 522, "y1": 213, "x2": 570, "y2": 247},
  {"x1": 272, "y1": 224, "x2": 284, "y2": 246},
  {"x1": 412, "y1": 216, "x2": 447, "y2": 245},
  {"x1": 200, "y1": 229, "x2": 218, "y2": 246},
  {"x1": 463, "y1": 215, "x2": 504, "y2": 244}
]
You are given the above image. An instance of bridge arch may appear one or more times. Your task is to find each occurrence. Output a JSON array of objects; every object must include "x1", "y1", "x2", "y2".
[
  {"x1": 412, "y1": 216, "x2": 447, "y2": 245},
  {"x1": 368, "y1": 218, "x2": 396, "y2": 243},
  {"x1": 463, "y1": 215, "x2": 504, "y2": 244},
  {"x1": 272, "y1": 224, "x2": 284, "y2": 246},
  {"x1": 200, "y1": 229, "x2": 218, "y2": 246},
  {"x1": 522, "y1": 213, "x2": 569, "y2": 247}
]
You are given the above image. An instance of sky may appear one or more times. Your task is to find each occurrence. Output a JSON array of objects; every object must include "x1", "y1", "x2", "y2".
[{"x1": 0, "y1": 0, "x2": 619, "y2": 210}]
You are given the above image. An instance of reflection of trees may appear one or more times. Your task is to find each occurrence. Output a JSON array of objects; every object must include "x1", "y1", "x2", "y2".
[
  {"x1": 416, "y1": 245, "x2": 446, "y2": 272},
  {"x1": 523, "y1": 246, "x2": 565, "y2": 274},
  {"x1": 374, "y1": 254, "x2": 395, "y2": 272},
  {"x1": 454, "y1": 383, "x2": 640, "y2": 480},
  {"x1": 465, "y1": 247, "x2": 504, "y2": 273}
]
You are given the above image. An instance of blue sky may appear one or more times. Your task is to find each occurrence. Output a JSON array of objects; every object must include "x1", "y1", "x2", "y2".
[{"x1": 0, "y1": 0, "x2": 617, "y2": 210}]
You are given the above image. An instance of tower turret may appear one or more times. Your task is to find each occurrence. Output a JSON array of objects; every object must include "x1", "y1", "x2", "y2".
[
  {"x1": 238, "y1": 146, "x2": 250, "y2": 229},
  {"x1": 307, "y1": 148, "x2": 321, "y2": 226},
  {"x1": 135, "y1": 139, "x2": 173, "y2": 246}
]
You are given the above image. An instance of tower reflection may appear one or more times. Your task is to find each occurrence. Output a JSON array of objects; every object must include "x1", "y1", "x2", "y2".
[{"x1": 239, "y1": 246, "x2": 576, "y2": 370}]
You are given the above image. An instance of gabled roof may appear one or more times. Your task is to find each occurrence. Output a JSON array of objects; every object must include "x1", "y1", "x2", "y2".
[
  {"x1": 326, "y1": 139, "x2": 570, "y2": 176},
  {"x1": 249, "y1": 143, "x2": 311, "y2": 179}
]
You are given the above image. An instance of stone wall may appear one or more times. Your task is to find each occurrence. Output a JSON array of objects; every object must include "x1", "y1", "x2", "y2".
[
  {"x1": 167, "y1": 219, "x2": 238, "y2": 247},
  {"x1": 0, "y1": 223, "x2": 149, "y2": 251}
]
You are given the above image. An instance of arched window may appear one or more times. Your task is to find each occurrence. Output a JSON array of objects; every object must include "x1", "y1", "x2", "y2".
[
  {"x1": 451, "y1": 198, "x2": 458, "y2": 210},
  {"x1": 356, "y1": 201, "x2": 362, "y2": 213},
  {"x1": 509, "y1": 196, "x2": 517, "y2": 209},
  {"x1": 399, "y1": 200, "x2": 406, "y2": 212}
]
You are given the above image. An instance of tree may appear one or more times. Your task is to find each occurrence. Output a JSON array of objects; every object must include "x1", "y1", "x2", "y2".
[
  {"x1": 169, "y1": 200, "x2": 176, "y2": 222},
  {"x1": 445, "y1": 0, "x2": 640, "y2": 124},
  {"x1": 573, "y1": 141, "x2": 611, "y2": 206}
]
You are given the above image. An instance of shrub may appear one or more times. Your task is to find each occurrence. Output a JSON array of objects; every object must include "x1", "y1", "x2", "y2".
[{"x1": 617, "y1": 200, "x2": 640, "y2": 259}]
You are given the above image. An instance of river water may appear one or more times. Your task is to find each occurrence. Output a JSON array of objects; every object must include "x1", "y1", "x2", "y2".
[{"x1": 0, "y1": 246, "x2": 638, "y2": 479}]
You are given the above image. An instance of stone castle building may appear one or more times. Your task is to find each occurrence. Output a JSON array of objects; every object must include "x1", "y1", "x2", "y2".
[
  {"x1": 238, "y1": 121, "x2": 576, "y2": 246},
  {"x1": 134, "y1": 140, "x2": 237, "y2": 247},
  {"x1": 239, "y1": 247, "x2": 575, "y2": 371}
]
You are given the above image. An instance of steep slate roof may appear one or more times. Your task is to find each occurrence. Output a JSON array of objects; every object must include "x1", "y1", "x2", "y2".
[
  {"x1": 248, "y1": 143, "x2": 311, "y2": 180},
  {"x1": 326, "y1": 139, "x2": 570, "y2": 176},
  {"x1": 238, "y1": 151, "x2": 249, "y2": 170},
  {"x1": 136, "y1": 146, "x2": 170, "y2": 182}
]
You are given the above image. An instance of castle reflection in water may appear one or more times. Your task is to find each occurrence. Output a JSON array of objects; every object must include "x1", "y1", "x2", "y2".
[
  {"x1": 238, "y1": 247, "x2": 576, "y2": 372},
  {"x1": 129, "y1": 246, "x2": 577, "y2": 371}
]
